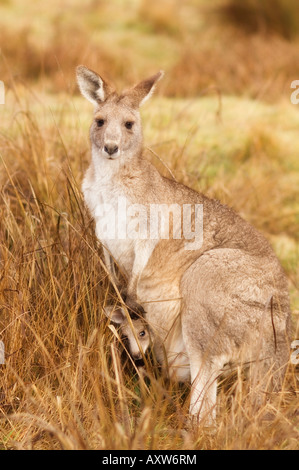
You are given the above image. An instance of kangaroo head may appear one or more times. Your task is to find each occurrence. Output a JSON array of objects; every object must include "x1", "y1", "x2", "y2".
[
  {"x1": 104, "y1": 305, "x2": 150, "y2": 360},
  {"x1": 76, "y1": 66, "x2": 163, "y2": 164}
]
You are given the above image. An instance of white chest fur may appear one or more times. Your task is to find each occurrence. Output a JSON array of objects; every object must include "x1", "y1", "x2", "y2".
[{"x1": 82, "y1": 161, "x2": 158, "y2": 279}]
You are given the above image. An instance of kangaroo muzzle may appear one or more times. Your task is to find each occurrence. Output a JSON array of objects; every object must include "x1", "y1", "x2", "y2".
[{"x1": 104, "y1": 143, "x2": 119, "y2": 156}]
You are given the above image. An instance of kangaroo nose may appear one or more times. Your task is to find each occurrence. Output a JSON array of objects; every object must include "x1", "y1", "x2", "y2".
[
  {"x1": 132, "y1": 352, "x2": 142, "y2": 360},
  {"x1": 104, "y1": 144, "x2": 119, "y2": 156}
]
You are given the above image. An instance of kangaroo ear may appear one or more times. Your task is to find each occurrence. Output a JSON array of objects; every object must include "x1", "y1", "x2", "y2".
[
  {"x1": 76, "y1": 65, "x2": 114, "y2": 105},
  {"x1": 103, "y1": 306, "x2": 126, "y2": 325},
  {"x1": 122, "y1": 70, "x2": 164, "y2": 108}
]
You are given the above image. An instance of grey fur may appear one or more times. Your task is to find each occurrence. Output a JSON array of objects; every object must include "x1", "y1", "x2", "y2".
[{"x1": 77, "y1": 66, "x2": 292, "y2": 424}]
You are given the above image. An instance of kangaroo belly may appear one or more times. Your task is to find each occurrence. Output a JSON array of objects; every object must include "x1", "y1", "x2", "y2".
[
  {"x1": 167, "y1": 345, "x2": 190, "y2": 382},
  {"x1": 153, "y1": 326, "x2": 190, "y2": 382},
  {"x1": 137, "y1": 279, "x2": 190, "y2": 381}
]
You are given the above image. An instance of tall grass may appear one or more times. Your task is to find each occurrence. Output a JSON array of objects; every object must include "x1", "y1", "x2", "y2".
[
  {"x1": 214, "y1": 0, "x2": 299, "y2": 38},
  {"x1": 0, "y1": 81, "x2": 298, "y2": 449},
  {"x1": 1, "y1": 0, "x2": 299, "y2": 100}
]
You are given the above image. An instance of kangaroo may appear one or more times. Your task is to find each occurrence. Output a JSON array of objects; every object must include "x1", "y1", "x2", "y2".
[
  {"x1": 76, "y1": 65, "x2": 292, "y2": 424},
  {"x1": 104, "y1": 305, "x2": 151, "y2": 362}
]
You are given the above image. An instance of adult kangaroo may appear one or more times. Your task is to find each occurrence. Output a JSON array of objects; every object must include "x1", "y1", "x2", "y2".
[{"x1": 76, "y1": 65, "x2": 291, "y2": 424}]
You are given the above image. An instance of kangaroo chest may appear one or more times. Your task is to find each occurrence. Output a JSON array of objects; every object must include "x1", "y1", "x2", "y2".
[{"x1": 82, "y1": 173, "x2": 157, "y2": 278}]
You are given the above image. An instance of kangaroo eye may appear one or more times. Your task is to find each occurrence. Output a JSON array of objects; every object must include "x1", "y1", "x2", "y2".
[
  {"x1": 125, "y1": 121, "x2": 134, "y2": 130},
  {"x1": 139, "y1": 330, "x2": 146, "y2": 337},
  {"x1": 96, "y1": 119, "x2": 105, "y2": 127}
]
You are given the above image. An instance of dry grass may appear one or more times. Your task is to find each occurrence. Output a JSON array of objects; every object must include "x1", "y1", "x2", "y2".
[
  {"x1": 0, "y1": 0, "x2": 298, "y2": 451},
  {"x1": 0, "y1": 83, "x2": 298, "y2": 450},
  {"x1": 169, "y1": 31, "x2": 299, "y2": 101},
  {"x1": 1, "y1": 0, "x2": 299, "y2": 100},
  {"x1": 214, "y1": 0, "x2": 299, "y2": 39}
]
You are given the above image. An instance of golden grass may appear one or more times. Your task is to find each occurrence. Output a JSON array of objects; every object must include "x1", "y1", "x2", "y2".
[
  {"x1": 0, "y1": 84, "x2": 298, "y2": 450},
  {"x1": 0, "y1": 0, "x2": 298, "y2": 450},
  {"x1": 214, "y1": 0, "x2": 299, "y2": 39},
  {"x1": 1, "y1": 0, "x2": 299, "y2": 100}
]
